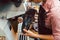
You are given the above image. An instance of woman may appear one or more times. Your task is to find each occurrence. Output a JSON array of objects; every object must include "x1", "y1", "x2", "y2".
[
  {"x1": 23, "y1": 0, "x2": 53, "y2": 40},
  {"x1": 23, "y1": 0, "x2": 60, "y2": 40}
]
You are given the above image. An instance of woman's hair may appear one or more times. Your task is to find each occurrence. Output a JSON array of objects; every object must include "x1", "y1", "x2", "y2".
[
  {"x1": 25, "y1": 9, "x2": 37, "y2": 17},
  {"x1": 38, "y1": 5, "x2": 52, "y2": 35},
  {"x1": 22, "y1": 9, "x2": 37, "y2": 32}
]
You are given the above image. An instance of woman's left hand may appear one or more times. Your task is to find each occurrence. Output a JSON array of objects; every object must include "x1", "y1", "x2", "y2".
[{"x1": 22, "y1": 29, "x2": 39, "y2": 38}]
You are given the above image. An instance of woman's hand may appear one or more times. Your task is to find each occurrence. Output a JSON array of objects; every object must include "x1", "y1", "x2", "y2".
[
  {"x1": 23, "y1": 29, "x2": 54, "y2": 40},
  {"x1": 23, "y1": 29, "x2": 39, "y2": 38}
]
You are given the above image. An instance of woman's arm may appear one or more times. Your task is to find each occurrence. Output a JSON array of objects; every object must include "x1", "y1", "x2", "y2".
[
  {"x1": 23, "y1": 29, "x2": 54, "y2": 40},
  {"x1": 37, "y1": 34, "x2": 53, "y2": 40}
]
